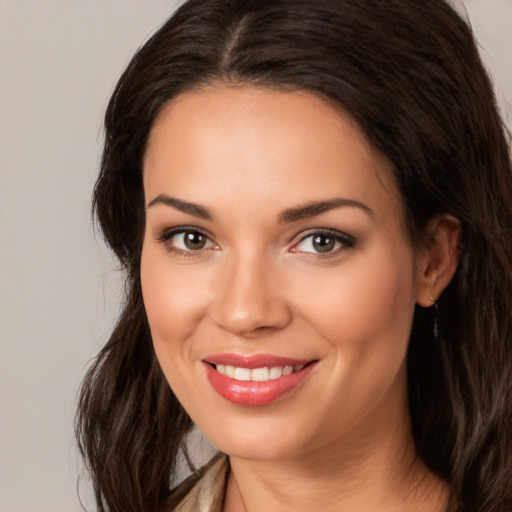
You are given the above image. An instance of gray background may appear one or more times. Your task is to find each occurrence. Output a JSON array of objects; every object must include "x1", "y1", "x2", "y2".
[{"x1": 1, "y1": 1, "x2": 510, "y2": 511}]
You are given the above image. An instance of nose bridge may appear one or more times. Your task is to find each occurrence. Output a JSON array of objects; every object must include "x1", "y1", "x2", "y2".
[{"x1": 213, "y1": 248, "x2": 290, "y2": 336}]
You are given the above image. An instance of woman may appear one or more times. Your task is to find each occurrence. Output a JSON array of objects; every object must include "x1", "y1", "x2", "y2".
[{"x1": 76, "y1": 0, "x2": 512, "y2": 511}]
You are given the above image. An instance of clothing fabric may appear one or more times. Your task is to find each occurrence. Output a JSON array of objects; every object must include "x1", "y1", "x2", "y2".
[{"x1": 165, "y1": 453, "x2": 229, "y2": 512}]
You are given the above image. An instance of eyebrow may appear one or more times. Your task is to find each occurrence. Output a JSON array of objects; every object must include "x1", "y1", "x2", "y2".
[
  {"x1": 147, "y1": 194, "x2": 214, "y2": 220},
  {"x1": 146, "y1": 194, "x2": 372, "y2": 223},
  {"x1": 277, "y1": 198, "x2": 373, "y2": 223}
]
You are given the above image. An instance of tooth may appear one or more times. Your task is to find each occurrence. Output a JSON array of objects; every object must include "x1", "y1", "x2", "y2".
[
  {"x1": 215, "y1": 364, "x2": 303, "y2": 381},
  {"x1": 234, "y1": 367, "x2": 251, "y2": 381},
  {"x1": 251, "y1": 367, "x2": 270, "y2": 382},
  {"x1": 270, "y1": 367, "x2": 283, "y2": 379}
]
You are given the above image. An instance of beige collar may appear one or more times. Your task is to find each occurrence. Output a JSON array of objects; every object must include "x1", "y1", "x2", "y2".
[{"x1": 165, "y1": 453, "x2": 229, "y2": 512}]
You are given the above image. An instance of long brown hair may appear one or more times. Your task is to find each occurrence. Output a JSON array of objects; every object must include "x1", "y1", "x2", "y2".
[{"x1": 76, "y1": 1, "x2": 512, "y2": 510}]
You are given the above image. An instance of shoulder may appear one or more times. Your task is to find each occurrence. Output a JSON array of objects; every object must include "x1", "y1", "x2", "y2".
[{"x1": 163, "y1": 453, "x2": 229, "y2": 512}]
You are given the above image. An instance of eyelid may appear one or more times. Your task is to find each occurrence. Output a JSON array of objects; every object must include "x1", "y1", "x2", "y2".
[{"x1": 156, "y1": 225, "x2": 209, "y2": 240}]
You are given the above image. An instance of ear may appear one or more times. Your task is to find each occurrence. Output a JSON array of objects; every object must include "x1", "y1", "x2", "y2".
[{"x1": 415, "y1": 214, "x2": 461, "y2": 307}]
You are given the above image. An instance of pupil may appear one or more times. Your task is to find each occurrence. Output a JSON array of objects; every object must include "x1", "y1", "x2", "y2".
[
  {"x1": 313, "y1": 235, "x2": 335, "y2": 253},
  {"x1": 184, "y1": 232, "x2": 206, "y2": 250}
]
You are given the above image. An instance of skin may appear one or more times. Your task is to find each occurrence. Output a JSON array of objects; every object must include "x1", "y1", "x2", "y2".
[{"x1": 141, "y1": 88, "x2": 459, "y2": 511}]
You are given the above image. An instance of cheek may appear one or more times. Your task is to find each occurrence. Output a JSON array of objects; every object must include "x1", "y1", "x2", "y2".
[
  {"x1": 291, "y1": 244, "x2": 417, "y2": 356},
  {"x1": 140, "y1": 246, "x2": 214, "y2": 409},
  {"x1": 140, "y1": 246, "x2": 210, "y2": 355},
  {"x1": 286, "y1": 246, "x2": 417, "y2": 440}
]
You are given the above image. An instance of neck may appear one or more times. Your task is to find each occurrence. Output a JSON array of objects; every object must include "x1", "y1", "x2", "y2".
[{"x1": 223, "y1": 387, "x2": 449, "y2": 512}]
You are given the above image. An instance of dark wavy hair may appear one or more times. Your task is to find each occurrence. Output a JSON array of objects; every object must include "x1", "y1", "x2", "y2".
[{"x1": 76, "y1": 1, "x2": 512, "y2": 511}]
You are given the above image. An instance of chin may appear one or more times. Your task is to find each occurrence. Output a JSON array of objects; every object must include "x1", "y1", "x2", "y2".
[
  {"x1": 196, "y1": 414, "x2": 316, "y2": 462},
  {"x1": 216, "y1": 437, "x2": 301, "y2": 461}
]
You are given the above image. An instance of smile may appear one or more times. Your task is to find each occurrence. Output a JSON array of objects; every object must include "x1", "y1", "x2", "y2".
[
  {"x1": 214, "y1": 364, "x2": 305, "y2": 381},
  {"x1": 203, "y1": 354, "x2": 317, "y2": 407}
]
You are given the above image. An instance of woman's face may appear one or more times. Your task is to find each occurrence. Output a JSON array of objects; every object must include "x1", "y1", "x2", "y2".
[{"x1": 141, "y1": 88, "x2": 426, "y2": 461}]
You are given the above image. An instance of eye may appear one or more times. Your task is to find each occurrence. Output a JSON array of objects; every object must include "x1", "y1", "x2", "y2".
[
  {"x1": 291, "y1": 230, "x2": 354, "y2": 255},
  {"x1": 158, "y1": 228, "x2": 217, "y2": 253}
]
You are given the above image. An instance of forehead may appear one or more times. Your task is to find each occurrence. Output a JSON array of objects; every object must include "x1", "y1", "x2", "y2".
[{"x1": 143, "y1": 87, "x2": 402, "y2": 221}]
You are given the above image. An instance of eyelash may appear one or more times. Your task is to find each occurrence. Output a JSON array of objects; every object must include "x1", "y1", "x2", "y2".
[
  {"x1": 157, "y1": 226, "x2": 218, "y2": 258},
  {"x1": 156, "y1": 227, "x2": 355, "y2": 258},
  {"x1": 291, "y1": 229, "x2": 355, "y2": 257}
]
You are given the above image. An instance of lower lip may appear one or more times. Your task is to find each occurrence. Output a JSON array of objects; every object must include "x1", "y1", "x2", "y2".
[{"x1": 203, "y1": 362, "x2": 317, "y2": 407}]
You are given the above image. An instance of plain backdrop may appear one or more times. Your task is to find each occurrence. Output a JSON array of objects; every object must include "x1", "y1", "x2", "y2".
[{"x1": 0, "y1": 1, "x2": 510, "y2": 511}]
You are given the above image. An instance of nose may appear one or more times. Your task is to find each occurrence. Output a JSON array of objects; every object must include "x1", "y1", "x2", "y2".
[{"x1": 211, "y1": 252, "x2": 292, "y2": 338}]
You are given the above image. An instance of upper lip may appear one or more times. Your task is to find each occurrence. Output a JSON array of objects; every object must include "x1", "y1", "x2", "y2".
[{"x1": 203, "y1": 353, "x2": 315, "y2": 369}]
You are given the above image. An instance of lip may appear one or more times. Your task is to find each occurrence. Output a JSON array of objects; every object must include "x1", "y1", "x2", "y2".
[{"x1": 203, "y1": 353, "x2": 317, "y2": 407}]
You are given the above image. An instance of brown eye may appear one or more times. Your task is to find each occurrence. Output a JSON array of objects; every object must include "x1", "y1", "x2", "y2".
[
  {"x1": 159, "y1": 229, "x2": 216, "y2": 253},
  {"x1": 291, "y1": 230, "x2": 355, "y2": 255},
  {"x1": 183, "y1": 231, "x2": 207, "y2": 250},
  {"x1": 312, "y1": 234, "x2": 336, "y2": 253}
]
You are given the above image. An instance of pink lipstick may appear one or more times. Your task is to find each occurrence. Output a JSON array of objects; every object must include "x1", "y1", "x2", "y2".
[{"x1": 203, "y1": 353, "x2": 317, "y2": 407}]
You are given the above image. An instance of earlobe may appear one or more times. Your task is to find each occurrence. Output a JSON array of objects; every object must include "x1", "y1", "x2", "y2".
[{"x1": 415, "y1": 214, "x2": 461, "y2": 307}]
